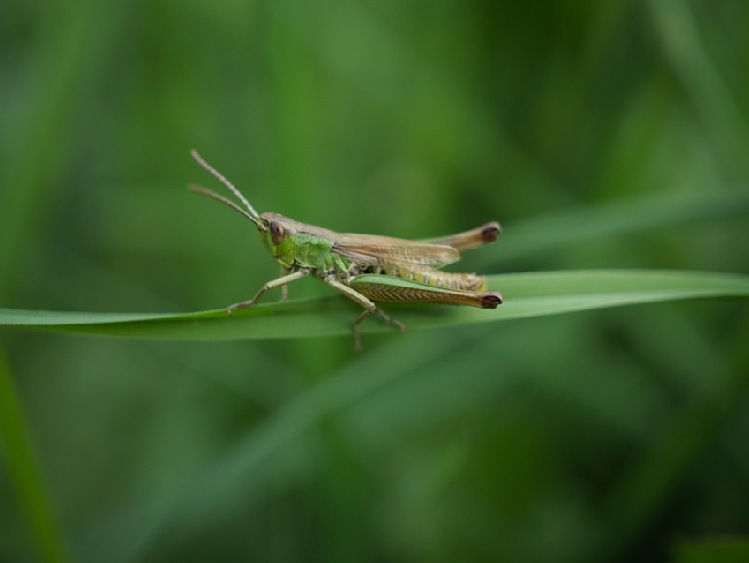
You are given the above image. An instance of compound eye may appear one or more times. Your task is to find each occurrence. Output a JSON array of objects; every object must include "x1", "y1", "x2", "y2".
[{"x1": 270, "y1": 221, "x2": 285, "y2": 245}]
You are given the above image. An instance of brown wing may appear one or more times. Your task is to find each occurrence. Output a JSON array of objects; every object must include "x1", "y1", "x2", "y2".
[
  {"x1": 334, "y1": 234, "x2": 460, "y2": 267},
  {"x1": 423, "y1": 222, "x2": 501, "y2": 251}
]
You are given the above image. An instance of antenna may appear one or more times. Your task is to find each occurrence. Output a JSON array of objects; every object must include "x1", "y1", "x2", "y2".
[
  {"x1": 190, "y1": 149, "x2": 261, "y2": 225},
  {"x1": 187, "y1": 184, "x2": 257, "y2": 223}
]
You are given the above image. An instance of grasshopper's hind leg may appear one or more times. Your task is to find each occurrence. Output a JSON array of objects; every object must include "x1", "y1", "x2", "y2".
[
  {"x1": 323, "y1": 276, "x2": 405, "y2": 351},
  {"x1": 227, "y1": 269, "x2": 310, "y2": 313}
]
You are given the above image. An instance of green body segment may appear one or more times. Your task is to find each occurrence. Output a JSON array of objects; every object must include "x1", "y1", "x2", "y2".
[
  {"x1": 258, "y1": 218, "x2": 355, "y2": 274},
  {"x1": 293, "y1": 232, "x2": 332, "y2": 269},
  {"x1": 296, "y1": 232, "x2": 353, "y2": 273}
]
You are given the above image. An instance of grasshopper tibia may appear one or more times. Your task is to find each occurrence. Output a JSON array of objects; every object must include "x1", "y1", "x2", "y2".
[
  {"x1": 227, "y1": 269, "x2": 310, "y2": 313},
  {"x1": 323, "y1": 275, "x2": 406, "y2": 351}
]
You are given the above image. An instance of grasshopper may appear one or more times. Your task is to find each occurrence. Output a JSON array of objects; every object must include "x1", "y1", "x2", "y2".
[{"x1": 189, "y1": 150, "x2": 503, "y2": 350}]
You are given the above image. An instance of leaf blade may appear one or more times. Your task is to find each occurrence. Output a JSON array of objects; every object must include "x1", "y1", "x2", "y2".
[{"x1": 0, "y1": 270, "x2": 747, "y2": 340}]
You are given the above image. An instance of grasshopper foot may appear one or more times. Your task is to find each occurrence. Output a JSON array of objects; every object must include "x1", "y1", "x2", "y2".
[
  {"x1": 351, "y1": 306, "x2": 406, "y2": 351},
  {"x1": 375, "y1": 308, "x2": 406, "y2": 333},
  {"x1": 226, "y1": 299, "x2": 258, "y2": 314}
]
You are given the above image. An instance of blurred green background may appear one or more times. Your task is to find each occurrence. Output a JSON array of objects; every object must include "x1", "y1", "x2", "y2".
[{"x1": 2, "y1": 1, "x2": 749, "y2": 562}]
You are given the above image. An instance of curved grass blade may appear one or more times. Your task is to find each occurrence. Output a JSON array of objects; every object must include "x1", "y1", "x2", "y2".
[{"x1": 0, "y1": 270, "x2": 748, "y2": 341}]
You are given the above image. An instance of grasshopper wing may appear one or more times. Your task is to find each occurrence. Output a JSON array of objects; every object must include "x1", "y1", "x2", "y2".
[
  {"x1": 422, "y1": 222, "x2": 501, "y2": 251},
  {"x1": 334, "y1": 234, "x2": 460, "y2": 267}
]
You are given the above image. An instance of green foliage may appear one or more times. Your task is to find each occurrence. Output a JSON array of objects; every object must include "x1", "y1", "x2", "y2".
[
  {"x1": 1, "y1": 1, "x2": 749, "y2": 562},
  {"x1": 675, "y1": 539, "x2": 749, "y2": 563},
  {"x1": 0, "y1": 353, "x2": 71, "y2": 563}
]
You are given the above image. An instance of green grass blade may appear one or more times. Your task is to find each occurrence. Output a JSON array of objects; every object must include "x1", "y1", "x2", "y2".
[
  {"x1": 494, "y1": 189, "x2": 749, "y2": 264},
  {"x1": 0, "y1": 351, "x2": 72, "y2": 563},
  {"x1": 0, "y1": 270, "x2": 747, "y2": 341}
]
